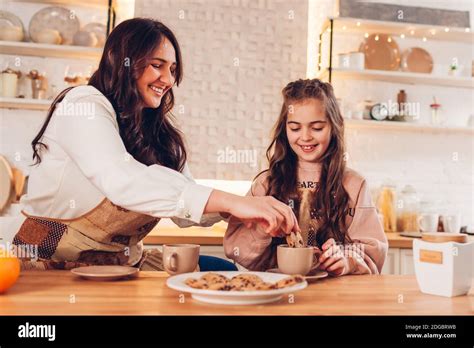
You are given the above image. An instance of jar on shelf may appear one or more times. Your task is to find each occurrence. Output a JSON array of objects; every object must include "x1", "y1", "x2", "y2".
[
  {"x1": 376, "y1": 182, "x2": 397, "y2": 232},
  {"x1": 430, "y1": 98, "x2": 443, "y2": 125},
  {"x1": 396, "y1": 185, "x2": 420, "y2": 232}
]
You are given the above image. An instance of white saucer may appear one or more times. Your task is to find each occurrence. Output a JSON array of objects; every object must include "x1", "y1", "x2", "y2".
[
  {"x1": 71, "y1": 265, "x2": 138, "y2": 281},
  {"x1": 267, "y1": 268, "x2": 329, "y2": 283}
]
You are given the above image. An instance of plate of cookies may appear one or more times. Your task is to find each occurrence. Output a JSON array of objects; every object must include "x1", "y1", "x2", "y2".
[{"x1": 166, "y1": 271, "x2": 307, "y2": 305}]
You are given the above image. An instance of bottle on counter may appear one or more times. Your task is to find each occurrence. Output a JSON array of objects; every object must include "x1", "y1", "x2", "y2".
[
  {"x1": 376, "y1": 182, "x2": 397, "y2": 232},
  {"x1": 396, "y1": 185, "x2": 420, "y2": 232}
]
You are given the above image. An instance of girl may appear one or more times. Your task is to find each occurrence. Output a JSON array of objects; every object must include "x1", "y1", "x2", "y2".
[
  {"x1": 224, "y1": 79, "x2": 388, "y2": 276},
  {"x1": 10, "y1": 18, "x2": 299, "y2": 271}
]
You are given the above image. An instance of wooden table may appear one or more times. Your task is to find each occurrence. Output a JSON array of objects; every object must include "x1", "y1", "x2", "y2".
[{"x1": 1, "y1": 271, "x2": 472, "y2": 315}]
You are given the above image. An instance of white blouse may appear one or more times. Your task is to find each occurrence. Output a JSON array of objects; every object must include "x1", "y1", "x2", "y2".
[{"x1": 18, "y1": 85, "x2": 221, "y2": 228}]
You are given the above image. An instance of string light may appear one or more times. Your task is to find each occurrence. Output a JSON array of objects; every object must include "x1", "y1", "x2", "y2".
[
  {"x1": 422, "y1": 37, "x2": 427, "y2": 42},
  {"x1": 444, "y1": 27, "x2": 450, "y2": 32},
  {"x1": 410, "y1": 30, "x2": 415, "y2": 35},
  {"x1": 375, "y1": 35, "x2": 379, "y2": 41},
  {"x1": 356, "y1": 21, "x2": 361, "y2": 27},
  {"x1": 364, "y1": 32, "x2": 369, "y2": 38},
  {"x1": 465, "y1": 28, "x2": 470, "y2": 32},
  {"x1": 400, "y1": 34, "x2": 405, "y2": 39}
]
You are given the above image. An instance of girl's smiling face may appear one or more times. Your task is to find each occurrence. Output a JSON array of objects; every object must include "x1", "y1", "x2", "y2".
[
  {"x1": 286, "y1": 98, "x2": 332, "y2": 163},
  {"x1": 137, "y1": 37, "x2": 176, "y2": 108}
]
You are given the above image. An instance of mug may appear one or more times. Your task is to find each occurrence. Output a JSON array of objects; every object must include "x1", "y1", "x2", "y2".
[
  {"x1": 442, "y1": 214, "x2": 461, "y2": 234},
  {"x1": 277, "y1": 244, "x2": 313, "y2": 275},
  {"x1": 418, "y1": 214, "x2": 439, "y2": 232},
  {"x1": 349, "y1": 52, "x2": 364, "y2": 70},
  {"x1": 162, "y1": 244, "x2": 199, "y2": 275}
]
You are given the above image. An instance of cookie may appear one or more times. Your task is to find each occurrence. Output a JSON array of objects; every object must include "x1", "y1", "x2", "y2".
[
  {"x1": 286, "y1": 231, "x2": 305, "y2": 248},
  {"x1": 185, "y1": 278, "x2": 208, "y2": 289},
  {"x1": 275, "y1": 275, "x2": 305, "y2": 289},
  {"x1": 201, "y1": 272, "x2": 228, "y2": 284},
  {"x1": 184, "y1": 272, "x2": 303, "y2": 292}
]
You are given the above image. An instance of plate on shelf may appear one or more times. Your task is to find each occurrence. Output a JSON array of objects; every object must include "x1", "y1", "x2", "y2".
[
  {"x1": 71, "y1": 265, "x2": 138, "y2": 281},
  {"x1": 0, "y1": 10, "x2": 24, "y2": 41},
  {"x1": 401, "y1": 47, "x2": 433, "y2": 74},
  {"x1": 82, "y1": 22, "x2": 106, "y2": 47},
  {"x1": 29, "y1": 6, "x2": 80, "y2": 45},
  {"x1": 166, "y1": 271, "x2": 308, "y2": 305},
  {"x1": 359, "y1": 33, "x2": 400, "y2": 71}
]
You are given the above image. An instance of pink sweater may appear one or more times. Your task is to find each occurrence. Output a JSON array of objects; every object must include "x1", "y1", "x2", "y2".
[{"x1": 224, "y1": 163, "x2": 388, "y2": 275}]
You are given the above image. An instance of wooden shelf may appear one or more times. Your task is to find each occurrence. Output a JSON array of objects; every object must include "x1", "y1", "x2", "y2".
[
  {"x1": 326, "y1": 17, "x2": 473, "y2": 43},
  {"x1": 0, "y1": 97, "x2": 51, "y2": 111},
  {"x1": 13, "y1": 0, "x2": 110, "y2": 8},
  {"x1": 0, "y1": 40, "x2": 102, "y2": 60},
  {"x1": 345, "y1": 118, "x2": 473, "y2": 134},
  {"x1": 317, "y1": 68, "x2": 474, "y2": 89}
]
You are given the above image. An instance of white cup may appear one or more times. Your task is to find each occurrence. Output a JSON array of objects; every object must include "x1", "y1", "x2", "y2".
[
  {"x1": 1, "y1": 73, "x2": 18, "y2": 98},
  {"x1": 443, "y1": 214, "x2": 461, "y2": 233},
  {"x1": 349, "y1": 52, "x2": 364, "y2": 70},
  {"x1": 418, "y1": 214, "x2": 439, "y2": 232},
  {"x1": 338, "y1": 53, "x2": 350, "y2": 69}
]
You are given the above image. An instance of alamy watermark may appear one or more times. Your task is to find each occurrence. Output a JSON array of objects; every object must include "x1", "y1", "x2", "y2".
[{"x1": 217, "y1": 147, "x2": 258, "y2": 168}]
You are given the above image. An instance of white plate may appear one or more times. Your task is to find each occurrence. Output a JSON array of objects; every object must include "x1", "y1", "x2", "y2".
[
  {"x1": 71, "y1": 265, "x2": 138, "y2": 281},
  {"x1": 166, "y1": 271, "x2": 308, "y2": 305}
]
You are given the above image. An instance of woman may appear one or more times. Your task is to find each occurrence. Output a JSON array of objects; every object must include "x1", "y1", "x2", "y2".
[{"x1": 12, "y1": 18, "x2": 299, "y2": 271}]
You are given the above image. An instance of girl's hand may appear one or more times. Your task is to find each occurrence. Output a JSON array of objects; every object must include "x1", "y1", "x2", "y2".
[
  {"x1": 230, "y1": 195, "x2": 300, "y2": 237},
  {"x1": 317, "y1": 238, "x2": 349, "y2": 276},
  {"x1": 312, "y1": 246, "x2": 322, "y2": 269}
]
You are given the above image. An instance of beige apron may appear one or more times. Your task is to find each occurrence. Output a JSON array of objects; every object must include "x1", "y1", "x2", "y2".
[{"x1": 13, "y1": 198, "x2": 164, "y2": 271}]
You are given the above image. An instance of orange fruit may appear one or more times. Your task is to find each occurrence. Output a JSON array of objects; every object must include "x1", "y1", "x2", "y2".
[{"x1": 0, "y1": 248, "x2": 20, "y2": 293}]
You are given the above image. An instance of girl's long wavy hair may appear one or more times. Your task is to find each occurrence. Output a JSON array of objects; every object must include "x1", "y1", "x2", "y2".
[
  {"x1": 262, "y1": 78, "x2": 351, "y2": 247},
  {"x1": 31, "y1": 18, "x2": 187, "y2": 171}
]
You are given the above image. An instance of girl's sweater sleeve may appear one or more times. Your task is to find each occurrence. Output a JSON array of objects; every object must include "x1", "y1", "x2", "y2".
[
  {"x1": 343, "y1": 176, "x2": 388, "y2": 275},
  {"x1": 224, "y1": 173, "x2": 277, "y2": 271}
]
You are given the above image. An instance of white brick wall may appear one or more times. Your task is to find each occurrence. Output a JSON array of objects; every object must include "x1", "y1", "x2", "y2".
[{"x1": 135, "y1": 0, "x2": 309, "y2": 180}]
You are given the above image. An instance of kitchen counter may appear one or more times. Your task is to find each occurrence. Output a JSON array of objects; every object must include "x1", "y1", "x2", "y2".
[
  {"x1": 144, "y1": 223, "x2": 465, "y2": 249},
  {"x1": 1, "y1": 270, "x2": 472, "y2": 315}
]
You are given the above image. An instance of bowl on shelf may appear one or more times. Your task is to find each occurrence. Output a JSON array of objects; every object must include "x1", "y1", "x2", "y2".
[
  {"x1": 0, "y1": 10, "x2": 24, "y2": 42},
  {"x1": 36, "y1": 29, "x2": 62, "y2": 45}
]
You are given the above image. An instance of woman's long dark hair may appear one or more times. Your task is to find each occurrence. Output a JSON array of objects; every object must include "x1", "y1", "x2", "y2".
[
  {"x1": 260, "y1": 78, "x2": 351, "y2": 247},
  {"x1": 32, "y1": 18, "x2": 187, "y2": 171}
]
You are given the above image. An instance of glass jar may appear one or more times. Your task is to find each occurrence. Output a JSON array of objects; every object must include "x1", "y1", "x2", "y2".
[
  {"x1": 396, "y1": 185, "x2": 420, "y2": 232},
  {"x1": 376, "y1": 183, "x2": 397, "y2": 232}
]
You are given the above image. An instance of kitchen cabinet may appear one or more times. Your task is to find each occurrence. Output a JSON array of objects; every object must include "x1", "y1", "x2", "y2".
[
  {"x1": 381, "y1": 247, "x2": 400, "y2": 275},
  {"x1": 383, "y1": 248, "x2": 415, "y2": 275},
  {"x1": 400, "y1": 249, "x2": 415, "y2": 275}
]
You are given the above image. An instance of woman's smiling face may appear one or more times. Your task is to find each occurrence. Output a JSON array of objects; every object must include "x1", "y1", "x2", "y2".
[
  {"x1": 286, "y1": 98, "x2": 332, "y2": 163},
  {"x1": 137, "y1": 37, "x2": 177, "y2": 108}
]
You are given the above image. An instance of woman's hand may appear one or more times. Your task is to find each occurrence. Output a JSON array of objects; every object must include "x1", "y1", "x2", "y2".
[
  {"x1": 204, "y1": 189, "x2": 300, "y2": 237},
  {"x1": 231, "y1": 196, "x2": 300, "y2": 237},
  {"x1": 317, "y1": 238, "x2": 350, "y2": 276}
]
